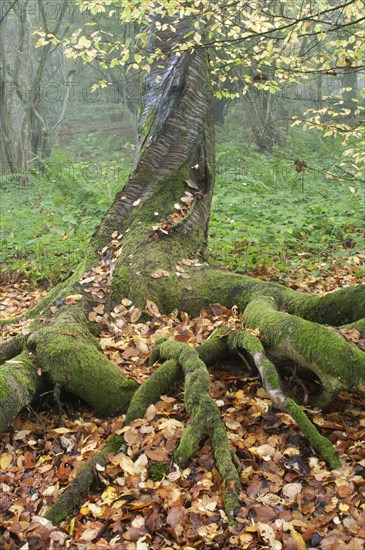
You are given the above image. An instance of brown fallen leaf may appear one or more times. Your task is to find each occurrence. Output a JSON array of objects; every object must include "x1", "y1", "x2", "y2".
[
  {"x1": 150, "y1": 269, "x2": 170, "y2": 279},
  {"x1": 146, "y1": 300, "x2": 161, "y2": 317},
  {"x1": 145, "y1": 448, "x2": 169, "y2": 462},
  {"x1": 64, "y1": 294, "x2": 83, "y2": 304}
]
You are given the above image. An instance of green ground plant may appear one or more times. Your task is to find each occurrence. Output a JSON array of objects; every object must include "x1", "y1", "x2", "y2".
[
  {"x1": 0, "y1": 146, "x2": 131, "y2": 284},
  {"x1": 210, "y1": 129, "x2": 364, "y2": 282}
]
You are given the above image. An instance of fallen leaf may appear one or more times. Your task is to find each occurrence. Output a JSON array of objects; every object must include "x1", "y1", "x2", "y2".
[
  {"x1": 145, "y1": 448, "x2": 169, "y2": 462},
  {"x1": 282, "y1": 483, "x2": 302, "y2": 500},
  {"x1": 184, "y1": 178, "x2": 199, "y2": 190},
  {"x1": 64, "y1": 294, "x2": 83, "y2": 304},
  {"x1": 150, "y1": 269, "x2": 170, "y2": 279},
  {"x1": 80, "y1": 528, "x2": 100, "y2": 542},
  {"x1": 0, "y1": 453, "x2": 12, "y2": 469},
  {"x1": 146, "y1": 300, "x2": 161, "y2": 317}
]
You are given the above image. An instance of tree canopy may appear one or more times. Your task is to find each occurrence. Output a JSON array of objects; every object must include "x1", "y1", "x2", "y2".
[{"x1": 42, "y1": 0, "x2": 364, "y2": 174}]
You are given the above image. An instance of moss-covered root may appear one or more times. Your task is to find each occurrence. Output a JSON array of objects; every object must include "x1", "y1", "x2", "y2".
[
  {"x1": 287, "y1": 283, "x2": 365, "y2": 325},
  {"x1": 0, "y1": 334, "x2": 25, "y2": 364},
  {"x1": 243, "y1": 296, "x2": 365, "y2": 403},
  {"x1": 125, "y1": 358, "x2": 180, "y2": 424},
  {"x1": 154, "y1": 339, "x2": 241, "y2": 520},
  {"x1": 341, "y1": 318, "x2": 365, "y2": 333},
  {"x1": 227, "y1": 330, "x2": 340, "y2": 469},
  {"x1": 27, "y1": 315, "x2": 138, "y2": 416},
  {"x1": 44, "y1": 434, "x2": 123, "y2": 525},
  {"x1": 45, "y1": 358, "x2": 180, "y2": 525},
  {"x1": 286, "y1": 398, "x2": 340, "y2": 469},
  {"x1": 0, "y1": 351, "x2": 42, "y2": 434}
]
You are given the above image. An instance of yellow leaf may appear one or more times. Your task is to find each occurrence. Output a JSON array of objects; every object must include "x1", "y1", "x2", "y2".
[
  {"x1": 39, "y1": 455, "x2": 53, "y2": 463},
  {"x1": 35, "y1": 38, "x2": 47, "y2": 47},
  {"x1": 53, "y1": 427, "x2": 74, "y2": 434},
  {"x1": 78, "y1": 36, "x2": 91, "y2": 49},
  {"x1": 290, "y1": 527, "x2": 306, "y2": 550},
  {"x1": 118, "y1": 453, "x2": 135, "y2": 475},
  {"x1": 69, "y1": 517, "x2": 75, "y2": 536},
  {"x1": 0, "y1": 453, "x2": 13, "y2": 470},
  {"x1": 101, "y1": 485, "x2": 118, "y2": 504},
  {"x1": 193, "y1": 32, "x2": 202, "y2": 44}
]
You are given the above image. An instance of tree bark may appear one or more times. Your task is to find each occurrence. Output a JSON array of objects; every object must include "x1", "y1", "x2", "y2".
[{"x1": 1, "y1": 18, "x2": 364, "y2": 524}]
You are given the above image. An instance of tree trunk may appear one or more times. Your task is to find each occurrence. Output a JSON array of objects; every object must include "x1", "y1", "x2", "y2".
[
  {"x1": 0, "y1": 1, "x2": 69, "y2": 176},
  {"x1": 1, "y1": 19, "x2": 364, "y2": 524}
]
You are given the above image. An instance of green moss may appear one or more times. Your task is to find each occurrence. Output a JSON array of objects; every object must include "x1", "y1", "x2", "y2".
[
  {"x1": 260, "y1": 357, "x2": 282, "y2": 390},
  {"x1": 109, "y1": 266, "x2": 130, "y2": 308},
  {"x1": 151, "y1": 338, "x2": 241, "y2": 510},
  {"x1": 243, "y1": 296, "x2": 365, "y2": 394},
  {"x1": 197, "y1": 329, "x2": 230, "y2": 365},
  {"x1": 0, "y1": 334, "x2": 25, "y2": 364},
  {"x1": 286, "y1": 398, "x2": 340, "y2": 469},
  {"x1": 341, "y1": 318, "x2": 365, "y2": 332},
  {"x1": 140, "y1": 106, "x2": 158, "y2": 142},
  {"x1": 29, "y1": 310, "x2": 136, "y2": 416},
  {"x1": 174, "y1": 423, "x2": 203, "y2": 467},
  {"x1": 149, "y1": 462, "x2": 169, "y2": 481},
  {"x1": 125, "y1": 358, "x2": 179, "y2": 424},
  {"x1": 122, "y1": 379, "x2": 140, "y2": 390},
  {"x1": 284, "y1": 284, "x2": 365, "y2": 326},
  {"x1": 0, "y1": 352, "x2": 42, "y2": 434},
  {"x1": 223, "y1": 489, "x2": 241, "y2": 522}
]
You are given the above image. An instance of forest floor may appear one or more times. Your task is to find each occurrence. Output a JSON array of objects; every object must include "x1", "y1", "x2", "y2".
[{"x1": 1, "y1": 263, "x2": 364, "y2": 550}]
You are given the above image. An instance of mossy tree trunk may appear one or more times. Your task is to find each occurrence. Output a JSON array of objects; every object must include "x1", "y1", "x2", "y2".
[{"x1": 1, "y1": 18, "x2": 365, "y2": 524}]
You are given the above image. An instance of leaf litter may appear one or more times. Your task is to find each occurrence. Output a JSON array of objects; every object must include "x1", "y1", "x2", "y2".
[{"x1": 1, "y1": 268, "x2": 365, "y2": 549}]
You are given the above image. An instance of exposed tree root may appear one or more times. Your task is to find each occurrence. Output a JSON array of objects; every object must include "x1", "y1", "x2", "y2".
[
  {"x1": 26, "y1": 310, "x2": 139, "y2": 416},
  {"x1": 44, "y1": 305, "x2": 360, "y2": 525},
  {"x1": 226, "y1": 330, "x2": 341, "y2": 469},
  {"x1": 151, "y1": 339, "x2": 241, "y2": 520},
  {"x1": 0, "y1": 334, "x2": 25, "y2": 363},
  {"x1": 0, "y1": 351, "x2": 43, "y2": 434},
  {"x1": 2, "y1": 272, "x2": 363, "y2": 525},
  {"x1": 44, "y1": 433, "x2": 122, "y2": 525},
  {"x1": 242, "y1": 295, "x2": 365, "y2": 404},
  {"x1": 2, "y1": 9, "x2": 364, "y2": 532},
  {"x1": 125, "y1": 357, "x2": 180, "y2": 425},
  {"x1": 45, "y1": 356, "x2": 181, "y2": 524}
]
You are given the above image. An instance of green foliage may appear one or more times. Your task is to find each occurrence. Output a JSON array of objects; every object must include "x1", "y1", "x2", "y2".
[
  {"x1": 60, "y1": 0, "x2": 365, "y2": 172},
  {"x1": 209, "y1": 131, "x2": 364, "y2": 281},
  {"x1": 0, "y1": 147, "x2": 131, "y2": 285}
]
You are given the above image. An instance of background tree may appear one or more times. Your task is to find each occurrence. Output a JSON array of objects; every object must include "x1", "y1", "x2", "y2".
[{"x1": 0, "y1": 0, "x2": 75, "y2": 177}]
